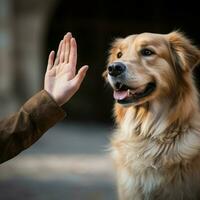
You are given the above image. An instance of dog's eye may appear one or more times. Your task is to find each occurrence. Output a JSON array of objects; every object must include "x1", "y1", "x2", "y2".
[
  {"x1": 141, "y1": 48, "x2": 154, "y2": 56},
  {"x1": 117, "y1": 52, "x2": 122, "y2": 58}
]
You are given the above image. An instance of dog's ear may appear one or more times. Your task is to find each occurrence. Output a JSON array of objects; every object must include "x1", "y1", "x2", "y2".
[
  {"x1": 102, "y1": 70, "x2": 108, "y2": 80},
  {"x1": 166, "y1": 31, "x2": 200, "y2": 71},
  {"x1": 102, "y1": 38, "x2": 123, "y2": 80}
]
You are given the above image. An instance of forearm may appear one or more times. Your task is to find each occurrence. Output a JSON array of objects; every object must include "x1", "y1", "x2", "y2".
[{"x1": 0, "y1": 90, "x2": 66, "y2": 163}]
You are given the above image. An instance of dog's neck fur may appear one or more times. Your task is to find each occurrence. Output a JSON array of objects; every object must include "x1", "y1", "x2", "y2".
[{"x1": 116, "y1": 73, "x2": 200, "y2": 141}]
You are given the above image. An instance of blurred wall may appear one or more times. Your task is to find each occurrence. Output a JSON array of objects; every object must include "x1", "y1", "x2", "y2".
[
  {"x1": 0, "y1": 0, "x2": 16, "y2": 116},
  {"x1": 0, "y1": 0, "x2": 58, "y2": 117},
  {"x1": 0, "y1": 0, "x2": 200, "y2": 123}
]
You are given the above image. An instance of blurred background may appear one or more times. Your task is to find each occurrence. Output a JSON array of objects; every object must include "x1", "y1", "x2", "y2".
[{"x1": 0, "y1": 0, "x2": 200, "y2": 199}]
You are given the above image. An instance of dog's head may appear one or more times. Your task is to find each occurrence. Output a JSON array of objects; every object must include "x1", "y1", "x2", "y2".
[{"x1": 104, "y1": 31, "x2": 200, "y2": 107}]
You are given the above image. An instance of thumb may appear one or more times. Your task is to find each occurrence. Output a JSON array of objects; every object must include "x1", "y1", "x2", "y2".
[{"x1": 72, "y1": 65, "x2": 89, "y2": 89}]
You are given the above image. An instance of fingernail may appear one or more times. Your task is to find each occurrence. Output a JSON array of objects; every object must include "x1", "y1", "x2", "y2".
[
  {"x1": 65, "y1": 32, "x2": 72, "y2": 38},
  {"x1": 71, "y1": 37, "x2": 75, "y2": 43}
]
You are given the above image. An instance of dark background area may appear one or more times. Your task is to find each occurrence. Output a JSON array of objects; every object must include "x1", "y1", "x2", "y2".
[{"x1": 45, "y1": 0, "x2": 200, "y2": 124}]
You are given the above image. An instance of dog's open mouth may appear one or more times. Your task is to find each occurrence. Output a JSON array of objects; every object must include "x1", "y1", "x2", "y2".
[{"x1": 113, "y1": 82, "x2": 156, "y2": 104}]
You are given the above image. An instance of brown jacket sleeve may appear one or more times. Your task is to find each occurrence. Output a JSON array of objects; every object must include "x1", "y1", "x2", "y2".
[{"x1": 0, "y1": 90, "x2": 66, "y2": 163}]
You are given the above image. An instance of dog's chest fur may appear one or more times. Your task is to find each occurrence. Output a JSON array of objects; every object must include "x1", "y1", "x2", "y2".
[{"x1": 111, "y1": 107, "x2": 200, "y2": 200}]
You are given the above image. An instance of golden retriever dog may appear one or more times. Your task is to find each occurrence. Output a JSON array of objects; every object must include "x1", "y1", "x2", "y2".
[{"x1": 104, "y1": 31, "x2": 200, "y2": 200}]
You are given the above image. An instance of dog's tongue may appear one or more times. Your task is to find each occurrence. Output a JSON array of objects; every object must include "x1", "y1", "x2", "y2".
[{"x1": 113, "y1": 90, "x2": 129, "y2": 100}]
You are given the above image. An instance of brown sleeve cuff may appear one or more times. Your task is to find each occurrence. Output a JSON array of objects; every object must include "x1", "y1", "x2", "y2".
[{"x1": 22, "y1": 90, "x2": 66, "y2": 133}]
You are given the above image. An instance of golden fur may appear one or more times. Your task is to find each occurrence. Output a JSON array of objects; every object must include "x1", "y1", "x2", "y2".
[{"x1": 105, "y1": 32, "x2": 200, "y2": 200}]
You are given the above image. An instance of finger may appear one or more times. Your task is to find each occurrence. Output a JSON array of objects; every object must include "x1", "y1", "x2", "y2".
[
  {"x1": 69, "y1": 38, "x2": 77, "y2": 75},
  {"x1": 59, "y1": 38, "x2": 66, "y2": 63},
  {"x1": 64, "y1": 32, "x2": 72, "y2": 63},
  {"x1": 47, "y1": 51, "x2": 55, "y2": 71},
  {"x1": 72, "y1": 65, "x2": 89, "y2": 89},
  {"x1": 55, "y1": 40, "x2": 63, "y2": 65}
]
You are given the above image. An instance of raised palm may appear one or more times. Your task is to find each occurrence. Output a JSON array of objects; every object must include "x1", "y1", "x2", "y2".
[{"x1": 44, "y1": 33, "x2": 88, "y2": 106}]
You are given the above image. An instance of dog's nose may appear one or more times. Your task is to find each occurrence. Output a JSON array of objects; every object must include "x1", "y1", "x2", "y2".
[{"x1": 108, "y1": 62, "x2": 126, "y2": 77}]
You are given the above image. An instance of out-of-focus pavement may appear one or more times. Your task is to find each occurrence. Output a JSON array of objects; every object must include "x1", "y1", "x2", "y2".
[{"x1": 0, "y1": 123, "x2": 117, "y2": 200}]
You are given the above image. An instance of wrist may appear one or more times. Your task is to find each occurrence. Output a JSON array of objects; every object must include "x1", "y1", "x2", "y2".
[{"x1": 44, "y1": 90, "x2": 62, "y2": 107}]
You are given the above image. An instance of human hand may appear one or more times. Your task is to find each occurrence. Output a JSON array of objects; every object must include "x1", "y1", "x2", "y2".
[{"x1": 44, "y1": 32, "x2": 88, "y2": 106}]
